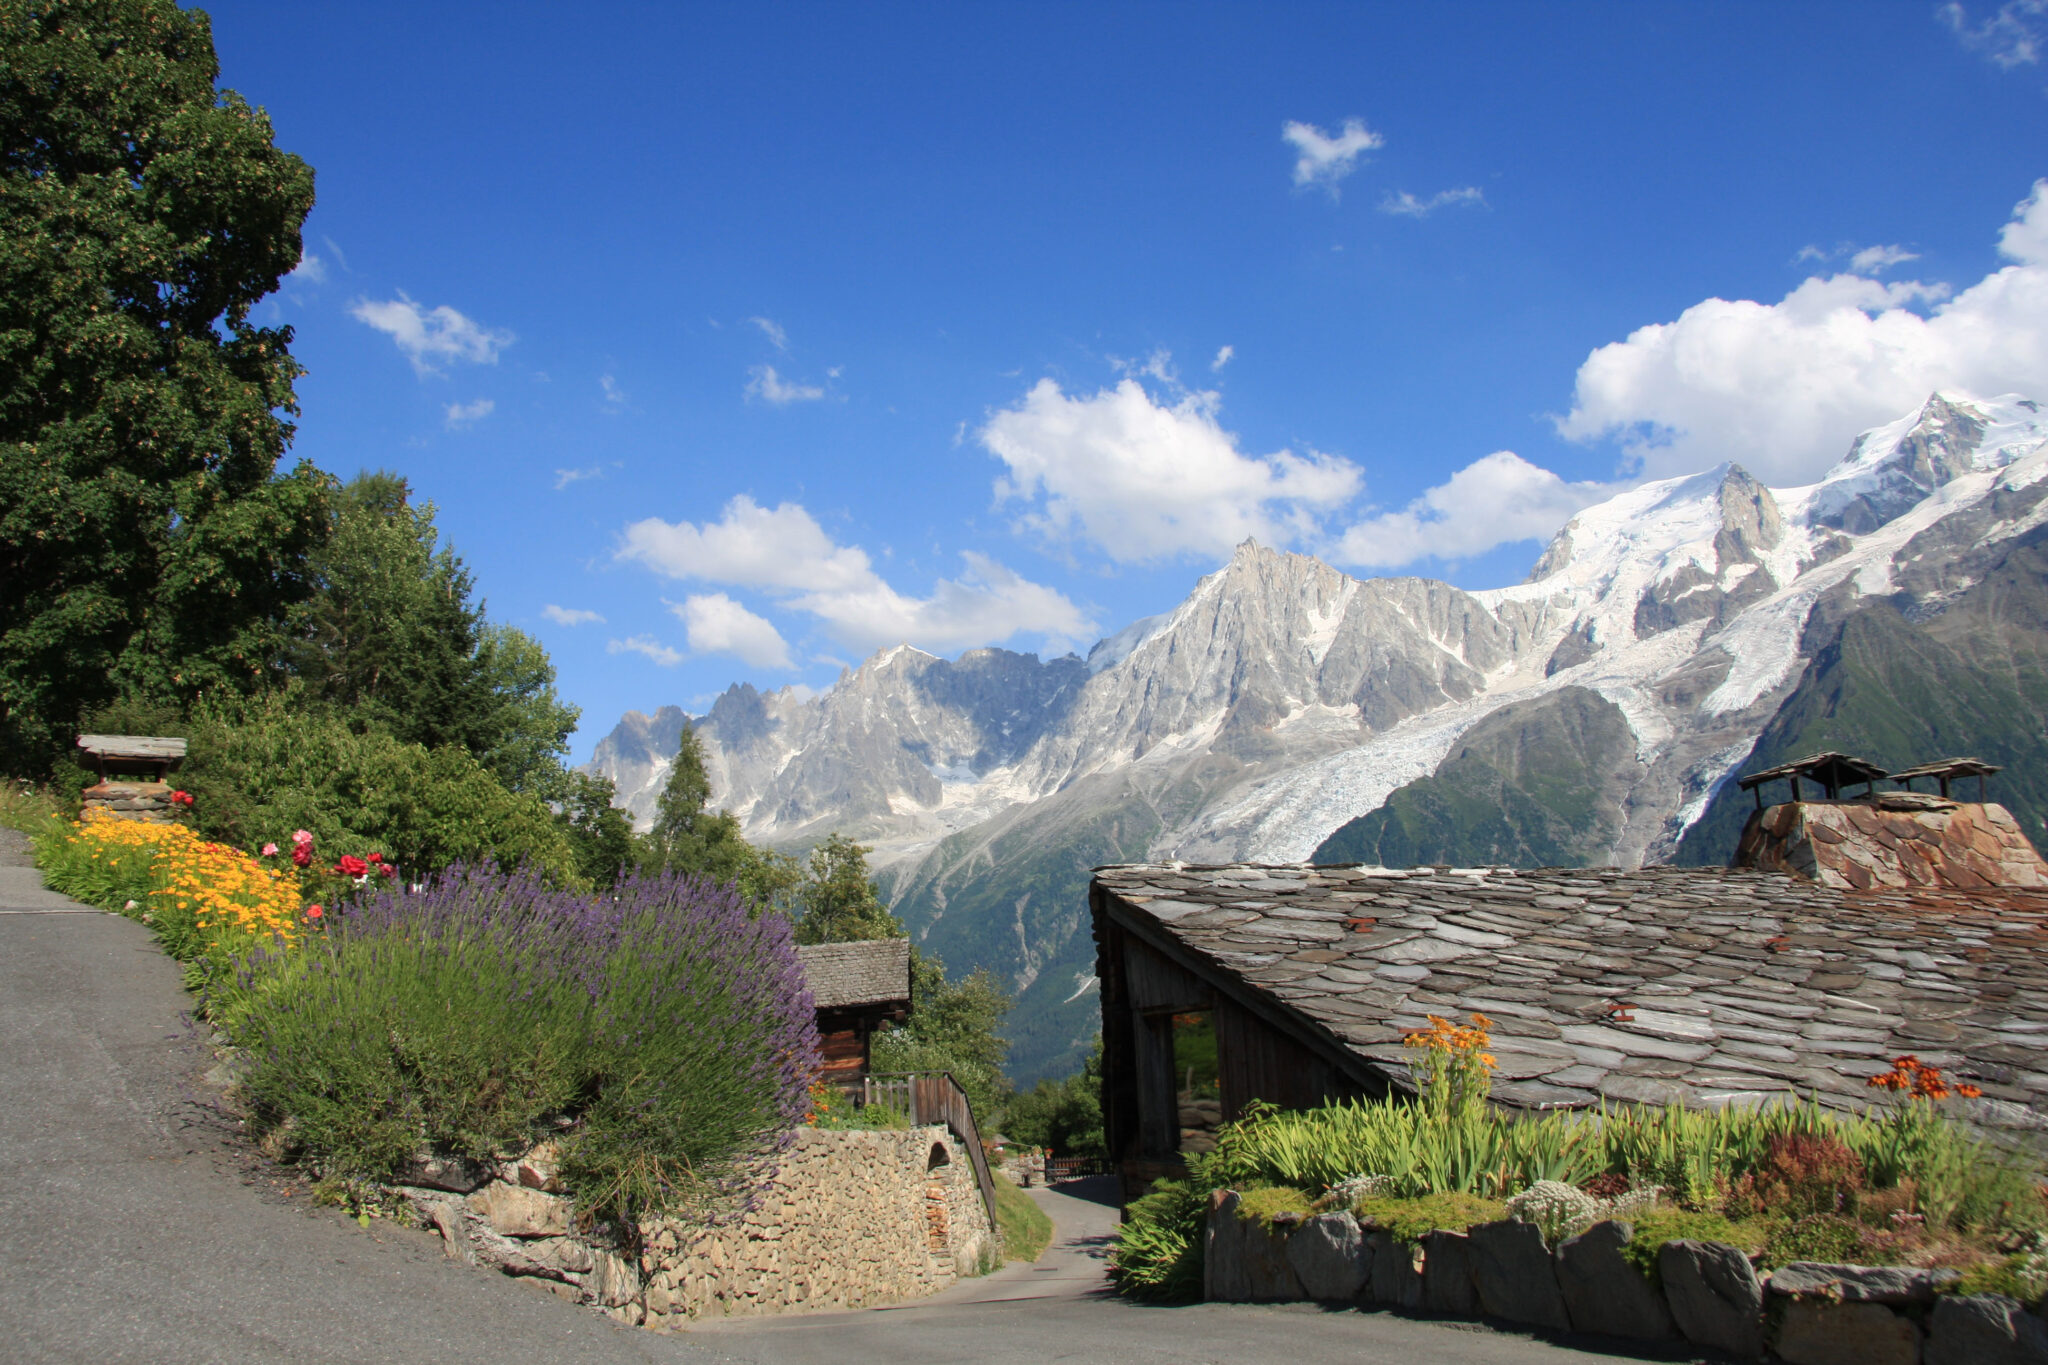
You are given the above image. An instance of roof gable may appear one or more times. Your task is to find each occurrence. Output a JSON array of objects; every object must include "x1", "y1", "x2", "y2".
[{"x1": 796, "y1": 938, "x2": 912, "y2": 1011}]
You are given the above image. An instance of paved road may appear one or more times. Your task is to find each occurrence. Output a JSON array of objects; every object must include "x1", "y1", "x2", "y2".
[{"x1": 2, "y1": 828, "x2": 1688, "y2": 1364}]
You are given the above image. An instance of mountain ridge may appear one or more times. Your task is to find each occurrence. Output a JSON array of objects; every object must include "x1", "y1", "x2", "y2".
[{"x1": 586, "y1": 390, "x2": 2048, "y2": 1080}]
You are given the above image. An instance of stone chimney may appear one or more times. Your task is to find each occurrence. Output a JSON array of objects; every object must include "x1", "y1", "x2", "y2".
[
  {"x1": 1731, "y1": 752, "x2": 2047, "y2": 890},
  {"x1": 1735, "y1": 795, "x2": 2048, "y2": 890}
]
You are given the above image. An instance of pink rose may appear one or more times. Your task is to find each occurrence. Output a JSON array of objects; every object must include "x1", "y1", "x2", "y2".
[
  {"x1": 260, "y1": 843, "x2": 279, "y2": 857},
  {"x1": 291, "y1": 829, "x2": 313, "y2": 845}
]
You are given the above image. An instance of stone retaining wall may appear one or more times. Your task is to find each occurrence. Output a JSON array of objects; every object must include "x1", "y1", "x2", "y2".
[
  {"x1": 81, "y1": 780, "x2": 175, "y2": 822},
  {"x1": 394, "y1": 1126, "x2": 995, "y2": 1330},
  {"x1": 1206, "y1": 1191, "x2": 2048, "y2": 1363}
]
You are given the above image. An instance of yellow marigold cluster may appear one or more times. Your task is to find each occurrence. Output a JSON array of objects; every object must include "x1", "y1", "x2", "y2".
[{"x1": 73, "y1": 812, "x2": 305, "y2": 948}]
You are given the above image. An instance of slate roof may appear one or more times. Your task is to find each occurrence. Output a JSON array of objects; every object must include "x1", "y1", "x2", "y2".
[
  {"x1": 796, "y1": 938, "x2": 912, "y2": 1011},
  {"x1": 1093, "y1": 863, "x2": 2048, "y2": 1143}
]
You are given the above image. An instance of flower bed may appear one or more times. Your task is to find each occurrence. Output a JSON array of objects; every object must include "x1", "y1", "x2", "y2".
[
  {"x1": 225, "y1": 864, "x2": 821, "y2": 1225},
  {"x1": 37, "y1": 811, "x2": 311, "y2": 978},
  {"x1": 1110, "y1": 1013, "x2": 2048, "y2": 1351}
]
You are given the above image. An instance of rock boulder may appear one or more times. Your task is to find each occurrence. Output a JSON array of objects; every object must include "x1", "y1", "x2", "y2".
[{"x1": 1555, "y1": 1220, "x2": 1675, "y2": 1341}]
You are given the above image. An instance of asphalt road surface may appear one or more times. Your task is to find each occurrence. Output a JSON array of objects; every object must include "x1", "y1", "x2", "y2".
[{"x1": 1, "y1": 827, "x2": 1696, "y2": 1364}]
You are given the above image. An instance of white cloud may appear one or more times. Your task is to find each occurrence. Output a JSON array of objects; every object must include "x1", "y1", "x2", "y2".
[
  {"x1": 620, "y1": 496, "x2": 874, "y2": 592},
  {"x1": 443, "y1": 398, "x2": 493, "y2": 429},
  {"x1": 1331, "y1": 452, "x2": 1620, "y2": 569},
  {"x1": 1283, "y1": 118, "x2": 1383, "y2": 192},
  {"x1": 542, "y1": 605, "x2": 605, "y2": 627},
  {"x1": 617, "y1": 495, "x2": 1094, "y2": 654},
  {"x1": 555, "y1": 465, "x2": 604, "y2": 490},
  {"x1": 746, "y1": 364, "x2": 825, "y2": 405},
  {"x1": 607, "y1": 635, "x2": 685, "y2": 667},
  {"x1": 750, "y1": 316, "x2": 790, "y2": 351},
  {"x1": 1558, "y1": 179, "x2": 2048, "y2": 484},
  {"x1": 600, "y1": 374, "x2": 626, "y2": 407},
  {"x1": 283, "y1": 251, "x2": 326, "y2": 287},
  {"x1": 674, "y1": 593, "x2": 794, "y2": 669},
  {"x1": 1849, "y1": 244, "x2": 1920, "y2": 274},
  {"x1": 349, "y1": 293, "x2": 513, "y2": 375},
  {"x1": 981, "y1": 376, "x2": 1362, "y2": 563},
  {"x1": 1378, "y1": 187, "x2": 1487, "y2": 218},
  {"x1": 1212, "y1": 345, "x2": 1235, "y2": 372},
  {"x1": 1940, "y1": 0, "x2": 2045, "y2": 67}
]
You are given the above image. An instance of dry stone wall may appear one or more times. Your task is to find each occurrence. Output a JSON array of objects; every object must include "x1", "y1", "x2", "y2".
[
  {"x1": 394, "y1": 1126, "x2": 995, "y2": 1331},
  {"x1": 1206, "y1": 1193, "x2": 2048, "y2": 1363}
]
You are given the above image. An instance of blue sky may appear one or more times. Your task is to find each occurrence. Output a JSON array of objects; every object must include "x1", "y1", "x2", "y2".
[{"x1": 204, "y1": 1, "x2": 2048, "y2": 757}]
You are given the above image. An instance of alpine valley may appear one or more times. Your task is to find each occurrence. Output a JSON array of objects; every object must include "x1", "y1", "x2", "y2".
[{"x1": 586, "y1": 392, "x2": 2048, "y2": 1082}]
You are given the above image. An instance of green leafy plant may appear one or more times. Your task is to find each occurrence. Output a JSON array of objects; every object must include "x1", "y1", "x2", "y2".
[{"x1": 1108, "y1": 1175, "x2": 1213, "y2": 1301}]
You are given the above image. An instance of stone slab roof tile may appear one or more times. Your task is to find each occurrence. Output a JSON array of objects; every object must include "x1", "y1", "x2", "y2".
[{"x1": 1096, "y1": 862, "x2": 2048, "y2": 1135}]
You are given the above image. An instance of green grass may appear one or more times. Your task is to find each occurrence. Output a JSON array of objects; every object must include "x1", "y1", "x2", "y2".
[
  {"x1": 0, "y1": 782, "x2": 66, "y2": 837},
  {"x1": 992, "y1": 1171, "x2": 1053, "y2": 1262}
]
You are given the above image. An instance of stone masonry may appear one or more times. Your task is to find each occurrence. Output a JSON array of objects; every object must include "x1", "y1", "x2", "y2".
[
  {"x1": 1736, "y1": 799, "x2": 2048, "y2": 891},
  {"x1": 395, "y1": 1126, "x2": 995, "y2": 1331}
]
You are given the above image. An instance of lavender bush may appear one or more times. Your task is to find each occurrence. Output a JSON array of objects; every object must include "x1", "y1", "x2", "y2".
[{"x1": 226, "y1": 865, "x2": 820, "y2": 1221}]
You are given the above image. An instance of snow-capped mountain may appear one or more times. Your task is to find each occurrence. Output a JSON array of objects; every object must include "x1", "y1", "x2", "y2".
[{"x1": 587, "y1": 391, "x2": 2048, "y2": 1079}]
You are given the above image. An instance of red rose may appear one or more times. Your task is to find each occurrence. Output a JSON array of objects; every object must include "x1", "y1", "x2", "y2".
[
  {"x1": 366, "y1": 852, "x2": 383, "y2": 863},
  {"x1": 305, "y1": 904, "x2": 324, "y2": 920},
  {"x1": 290, "y1": 843, "x2": 312, "y2": 868},
  {"x1": 335, "y1": 855, "x2": 369, "y2": 877},
  {"x1": 378, "y1": 863, "x2": 397, "y2": 878}
]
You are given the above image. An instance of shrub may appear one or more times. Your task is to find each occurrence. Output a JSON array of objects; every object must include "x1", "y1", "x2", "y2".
[
  {"x1": 1506, "y1": 1179, "x2": 1603, "y2": 1244},
  {"x1": 227, "y1": 865, "x2": 819, "y2": 1222},
  {"x1": 1109, "y1": 1177, "x2": 1210, "y2": 1301},
  {"x1": 1763, "y1": 1213, "x2": 1892, "y2": 1268},
  {"x1": 1723, "y1": 1133, "x2": 1865, "y2": 1220},
  {"x1": 180, "y1": 689, "x2": 579, "y2": 887}
]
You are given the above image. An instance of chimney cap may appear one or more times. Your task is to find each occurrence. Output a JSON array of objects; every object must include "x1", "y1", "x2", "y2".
[
  {"x1": 1738, "y1": 750, "x2": 1889, "y2": 796},
  {"x1": 1887, "y1": 757, "x2": 2002, "y2": 782}
]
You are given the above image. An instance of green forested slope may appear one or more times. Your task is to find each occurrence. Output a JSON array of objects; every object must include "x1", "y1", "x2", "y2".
[{"x1": 1310, "y1": 687, "x2": 1638, "y2": 868}]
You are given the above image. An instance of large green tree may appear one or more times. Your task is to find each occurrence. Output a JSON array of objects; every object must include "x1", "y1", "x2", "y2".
[
  {"x1": 0, "y1": 0, "x2": 325, "y2": 768},
  {"x1": 286, "y1": 471, "x2": 579, "y2": 794}
]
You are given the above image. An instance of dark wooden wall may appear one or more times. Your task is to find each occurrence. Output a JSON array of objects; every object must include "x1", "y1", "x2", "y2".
[{"x1": 1095, "y1": 888, "x2": 1382, "y2": 1198}]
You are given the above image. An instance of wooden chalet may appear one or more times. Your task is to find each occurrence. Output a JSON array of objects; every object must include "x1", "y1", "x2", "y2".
[
  {"x1": 1092, "y1": 860, "x2": 2048, "y2": 1200},
  {"x1": 795, "y1": 938, "x2": 911, "y2": 1083}
]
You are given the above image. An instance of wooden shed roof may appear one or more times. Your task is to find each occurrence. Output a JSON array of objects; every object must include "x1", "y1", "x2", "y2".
[
  {"x1": 796, "y1": 938, "x2": 912, "y2": 1011},
  {"x1": 1093, "y1": 862, "x2": 2048, "y2": 1142}
]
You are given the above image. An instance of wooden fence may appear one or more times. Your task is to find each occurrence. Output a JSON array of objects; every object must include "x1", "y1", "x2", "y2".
[{"x1": 853, "y1": 1071, "x2": 1000, "y2": 1239}]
